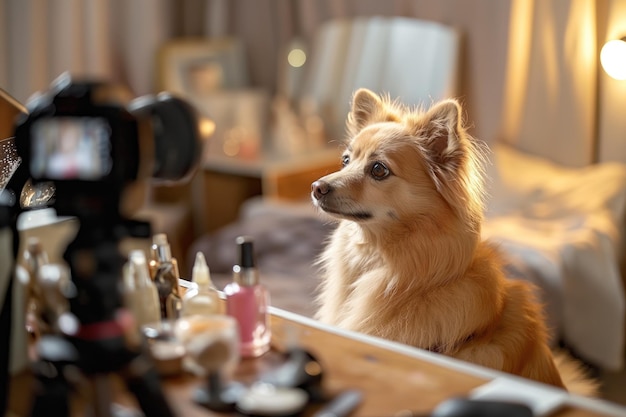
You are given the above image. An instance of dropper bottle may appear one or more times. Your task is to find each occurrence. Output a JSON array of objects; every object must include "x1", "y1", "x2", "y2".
[
  {"x1": 224, "y1": 236, "x2": 271, "y2": 358},
  {"x1": 182, "y1": 252, "x2": 222, "y2": 317},
  {"x1": 150, "y1": 233, "x2": 182, "y2": 320}
]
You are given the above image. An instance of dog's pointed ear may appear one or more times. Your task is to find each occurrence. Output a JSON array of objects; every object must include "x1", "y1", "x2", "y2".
[
  {"x1": 350, "y1": 89, "x2": 382, "y2": 130},
  {"x1": 417, "y1": 99, "x2": 485, "y2": 229},
  {"x1": 347, "y1": 88, "x2": 397, "y2": 135},
  {"x1": 419, "y1": 99, "x2": 464, "y2": 164}
]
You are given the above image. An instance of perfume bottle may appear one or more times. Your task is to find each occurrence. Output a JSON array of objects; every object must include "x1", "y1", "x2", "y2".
[
  {"x1": 224, "y1": 236, "x2": 271, "y2": 358},
  {"x1": 123, "y1": 250, "x2": 161, "y2": 328},
  {"x1": 150, "y1": 233, "x2": 182, "y2": 320},
  {"x1": 182, "y1": 252, "x2": 222, "y2": 317}
]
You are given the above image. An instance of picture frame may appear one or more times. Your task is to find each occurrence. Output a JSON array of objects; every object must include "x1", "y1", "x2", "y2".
[
  {"x1": 156, "y1": 37, "x2": 249, "y2": 96},
  {"x1": 157, "y1": 37, "x2": 272, "y2": 161}
]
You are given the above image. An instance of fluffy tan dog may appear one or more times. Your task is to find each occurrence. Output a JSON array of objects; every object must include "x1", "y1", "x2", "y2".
[{"x1": 311, "y1": 88, "x2": 595, "y2": 394}]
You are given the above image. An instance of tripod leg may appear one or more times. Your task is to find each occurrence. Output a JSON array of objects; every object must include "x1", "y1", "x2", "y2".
[
  {"x1": 0, "y1": 276, "x2": 12, "y2": 416},
  {"x1": 28, "y1": 335, "x2": 76, "y2": 417},
  {"x1": 29, "y1": 363, "x2": 71, "y2": 417},
  {"x1": 91, "y1": 374, "x2": 115, "y2": 417},
  {"x1": 121, "y1": 355, "x2": 176, "y2": 417}
]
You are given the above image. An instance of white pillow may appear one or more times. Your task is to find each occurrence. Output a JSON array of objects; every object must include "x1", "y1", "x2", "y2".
[{"x1": 485, "y1": 143, "x2": 626, "y2": 219}]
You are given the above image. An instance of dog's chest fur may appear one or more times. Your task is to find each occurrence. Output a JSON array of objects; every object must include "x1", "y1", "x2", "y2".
[{"x1": 315, "y1": 221, "x2": 495, "y2": 352}]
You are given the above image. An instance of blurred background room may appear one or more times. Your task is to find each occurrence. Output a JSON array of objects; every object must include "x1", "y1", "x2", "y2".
[{"x1": 2, "y1": 0, "x2": 626, "y2": 405}]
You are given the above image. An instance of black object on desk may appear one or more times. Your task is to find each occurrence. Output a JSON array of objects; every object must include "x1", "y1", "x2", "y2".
[
  {"x1": 261, "y1": 348, "x2": 326, "y2": 401},
  {"x1": 432, "y1": 398, "x2": 534, "y2": 417}
]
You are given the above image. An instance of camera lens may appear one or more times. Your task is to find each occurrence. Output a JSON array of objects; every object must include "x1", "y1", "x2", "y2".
[{"x1": 129, "y1": 93, "x2": 202, "y2": 182}]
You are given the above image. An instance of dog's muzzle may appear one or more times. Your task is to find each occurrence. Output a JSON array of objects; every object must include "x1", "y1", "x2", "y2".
[
  {"x1": 311, "y1": 179, "x2": 372, "y2": 220},
  {"x1": 311, "y1": 180, "x2": 331, "y2": 201}
]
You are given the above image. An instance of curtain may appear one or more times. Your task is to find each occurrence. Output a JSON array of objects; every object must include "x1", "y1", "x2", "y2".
[
  {"x1": 500, "y1": 0, "x2": 598, "y2": 167},
  {"x1": 0, "y1": 0, "x2": 174, "y2": 103}
]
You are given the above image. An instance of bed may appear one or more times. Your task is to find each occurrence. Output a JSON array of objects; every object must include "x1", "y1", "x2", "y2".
[{"x1": 189, "y1": 143, "x2": 626, "y2": 372}]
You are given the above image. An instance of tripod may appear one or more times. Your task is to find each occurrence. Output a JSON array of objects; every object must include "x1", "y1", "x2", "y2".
[{"x1": 28, "y1": 212, "x2": 177, "y2": 417}]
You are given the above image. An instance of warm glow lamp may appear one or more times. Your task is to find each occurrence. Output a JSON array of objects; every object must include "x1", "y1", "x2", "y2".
[{"x1": 601, "y1": 37, "x2": 626, "y2": 80}]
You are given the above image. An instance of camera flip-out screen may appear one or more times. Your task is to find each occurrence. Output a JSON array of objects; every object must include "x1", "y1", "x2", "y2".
[{"x1": 30, "y1": 117, "x2": 113, "y2": 181}]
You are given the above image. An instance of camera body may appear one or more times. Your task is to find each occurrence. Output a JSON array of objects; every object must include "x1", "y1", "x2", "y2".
[
  {"x1": 9, "y1": 74, "x2": 204, "y2": 326},
  {"x1": 14, "y1": 73, "x2": 202, "y2": 221}
]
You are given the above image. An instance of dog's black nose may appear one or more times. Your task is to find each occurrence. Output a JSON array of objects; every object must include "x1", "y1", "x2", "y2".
[{"x1": 312, "y1": 180, "x2": 331, "y2": 200}]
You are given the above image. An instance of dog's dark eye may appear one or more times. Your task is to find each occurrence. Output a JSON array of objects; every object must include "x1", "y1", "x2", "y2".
[
  {"x1": 342, "y1": 154, "x2": 350, "y2": 167},
  {"x1": 371, "y1": 162, "x2": 390, "y2": 179}
]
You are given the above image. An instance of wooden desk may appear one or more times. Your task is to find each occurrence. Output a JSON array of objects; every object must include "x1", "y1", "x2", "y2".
[
  {"x1": 158, "y1": 308, "x2": 625, "y2": 417},
  {"x1": 9, "y1": 308, "x2": 626, "y2": 417}
]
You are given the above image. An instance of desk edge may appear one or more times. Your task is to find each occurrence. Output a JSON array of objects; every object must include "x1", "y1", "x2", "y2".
[{"x1": 268, "y1": 307, "x2": 626, "y2": 417}]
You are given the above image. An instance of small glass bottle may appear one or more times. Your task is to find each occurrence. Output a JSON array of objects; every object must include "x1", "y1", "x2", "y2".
[
  {"x1": 182, "y1": 252, "x2": 222, "y2": 317},
  {"x1": 123, "y1": 250, "x2": 161, "y2": 328},
  {"x1": 20, "y1": 237, "x2": 49, "y2": 337},
  {"x1": 224, "y1": 236, "x2": 271, "y2": 358},
  {"x1": 150, "y1": 233, "x2": 183, "y2": 320}
]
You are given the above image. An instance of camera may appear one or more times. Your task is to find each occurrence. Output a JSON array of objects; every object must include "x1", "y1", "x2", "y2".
[
  {"x1": 1, "y1": 73, "x2": 204, "y2": 416},
  {"x1": 13, "y1": 72, "x2": 203, "y2": 220}
]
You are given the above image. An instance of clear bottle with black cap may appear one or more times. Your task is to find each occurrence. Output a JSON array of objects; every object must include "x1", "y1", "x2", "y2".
[
  {"x1": 150, "y1": 233, "x2": 182, "y2": 320},
  {"x1": 224, "y1": 236, "x2": 271, "y2": 358}
]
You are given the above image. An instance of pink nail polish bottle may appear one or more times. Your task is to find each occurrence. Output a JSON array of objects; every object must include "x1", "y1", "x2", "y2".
[{"x1": 224, "y1": 236, "x2": 271, "y2": 358}]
